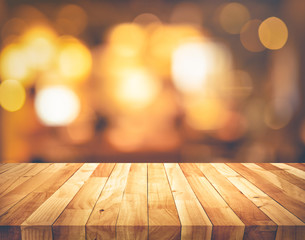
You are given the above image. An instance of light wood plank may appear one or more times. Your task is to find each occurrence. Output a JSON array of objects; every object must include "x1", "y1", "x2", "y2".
[
  {"x1": 272, "y1": 163, "x2": 305, "y2": 180},
  {"x1": 0, "y1": 164, "x2": 82, "y2": 240},
  {"x1": 258, "y1": 163, "x2": 305, "y2": 191},
  {"x1": 116, "y1": 163, "x2": 148, "y2": 240},
  {"x1": 164, "y1": 163, "x2": 212, "y2": 240},
  {"x1": 215, "y1": 163, "x2": 305, "y2": 240},
  {"x1": 148, "y1": 163, "x2": 180, "y2": 240},
  {"x1": 86, "y1": 163, "x2": 131, "y2": 240},
  {"x1": 180, "y1": 163, "x2": 245, "y2": 240},
  {"x1": 243, "y1": 163, "x2": 305, "y2": 204},
  {"x1": 21, "y1": 163, "x2": 98, "y2": 240},
  {"x1": 286, "y1": 163, "x2": 305, "y2": 172},
  {"x1": 228, "y1": 163, "x2": 305, "y2": 222},
  {"x1": 0, "y1": 164, "x2": 52, "y2": 197},
  {"x1": 53, "y1": 163, "x2": 115, "y2": 240},
  {"x1": 197, "y1": 163, "x2": 277, "y2": 240}
]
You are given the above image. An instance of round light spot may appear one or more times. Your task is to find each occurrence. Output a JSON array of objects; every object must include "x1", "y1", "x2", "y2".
[
  {"x1": 35, "y1": 86, "x2": 80, "y2": 126},
  {"x1": 259, "y1": 17, "x2": 288, "y2": 50},
  {"x1": 0, "y1": 79, "x2": 26, "y2": 112},
  {"x1": 240, "y1": 20, "x2": 265, "y2": 52}
]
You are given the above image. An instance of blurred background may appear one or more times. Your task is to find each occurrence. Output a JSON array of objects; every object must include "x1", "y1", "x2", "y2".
[{"x1": 0, "y1": 0, "x2": 304, "y2": 163}]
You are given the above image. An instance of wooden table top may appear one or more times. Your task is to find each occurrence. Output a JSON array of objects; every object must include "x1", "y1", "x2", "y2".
[{"x1": 0, "y1": 163, "x2": 304, "y2": 240}]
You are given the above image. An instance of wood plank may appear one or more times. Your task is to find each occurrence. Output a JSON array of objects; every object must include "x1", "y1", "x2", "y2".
[
  {"x1": 216, "y1": 163, "x2": 305, "y2": 240},
  {"x1": 116, "y1": 163, "x2": 148, "y2": 240},
  {"x1": 0, "y1": 164, "x2": 69, "y2": 217},
  {"x1": 148, "y1": 163, "x2": 180, "y2": 240},
  {"x1": 272, "y1": 163, "x2": 305, "y2": 181},
  {"x1": 0, "y1": 164, "x2": 52, "y2": 197},
  {"x1": 180, "y1": 163, "x2": 245, "y2": 240},
  {"x1": 86, "y1": 163, "x2": 131, "y2": 240},
  {"x1": 286, "y1": 163, "x2": 305, "y2": 172},
  {"x1": 53, "y1": 163, "x2": 115, "y2": 240},
  {"x1": 228, "y1": 163, "x2": 305, "y2": 222},
  {"x1": 164, "y1": 163, "x2": 212, "y2": 240},
  {"x1": 257, "y1": 163, "x2": 305, "y2": 191},
  {"x1": 21, "y1": 163, "x2": 98, "y2": 240},
  {"x1": 197, "y1": 163, "x2": 277, "y2": 240},
  {"x1": 0, "y1": 163, "x2": 82, "y2": 240}
]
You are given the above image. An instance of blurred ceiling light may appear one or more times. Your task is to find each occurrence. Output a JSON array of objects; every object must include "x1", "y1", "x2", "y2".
[
  {"x1": 58, "y1": 36, "x2": 92, "y2": 84},
  {"x1": 0, "y1": 44, "x2": 34, "y2": 87},
  {"x1": 218, "y1": 2, "x2": 250, "y2": 34},
  {"x1": 15, "y1": 5, "x2": 47, "y2": 24},
  {"x1": 35, "y1": 86, "x2": 80, "y2": 126},
  {"x1": 0, "y1": 79, "x2": 26, "y2": 112},
  {"x1": 108, "y1": 23, "x2": 145, "y2": 57},
  {"x1": 56, "y1": 4, "x2": 88, "y2": 36},
  {"x1": 185, "y1": 97, "x2": 229, "y2": 130},
  {"x1": 114, "y1": 68, "x2": 160, "y2": 110},
  {"x1": 259, "y1": 17, "x2": 288, "y2": 50},
  {"x1": 172, "y1": 40, "x2": 231, "y2": 94},
  {"x1": 148, "y1": 25, "x2": 202, "y2": 77},
  {"x1": 240, "y1": 19, "x2": 265, "y2": 52},
  {"x1": 133, "y1": 13, "x2": 161, "y2": 26},
  {"x1": 264, "y1": 99, "x2": 293, "y2": 130},
  {"x1": 21, "y1": 25, "x2": 57, "y2": 70},
  {"x1": 170, "y1": 2, "x2": 203, "y2": 26}
]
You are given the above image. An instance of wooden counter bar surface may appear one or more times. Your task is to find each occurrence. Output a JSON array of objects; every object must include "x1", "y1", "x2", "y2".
[{"x1": 0, "y1": 163, "x2": 304, "y2": 240}]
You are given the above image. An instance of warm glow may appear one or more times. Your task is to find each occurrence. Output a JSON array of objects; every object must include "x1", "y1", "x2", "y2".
[
  {"x1": 58, "y1": 37, "x2": 92, "y2": 84},
  {"x1": 264, "y1": 99, "x2": 292, "y2": 129},
  {"x1": 259, "y1": 17, "x2": 288, "y2": 50},
  {"x1": 172, "y1": 40, "x2": 231, "y2": 94},
  {"x1": 21, "y1": 25, "x2": 57, "y2": 69},
  {"x1": 0, "y1": 79, "x2": 26, "y2": 112},
  {"x1": 35, "y1": 86, "x2": 80, "y2": 126},
  {"x1": 133, "y1": 13, "x2": 161, "y2": 25},
  {"x1": 114, "y1": 68, "x2": 160, "y2": 110},
  {"x1": 240, "y1": 20, "x2": 265, "y2": 52},
  {"x1": 0, "y1": 44, "x2": 33, "y2": 86},
  {"x1": 108, "y1": 23, "x2": 146, "y2": 57},
  {"x1": 185, "y1": 97, "x2": 229, "y2": 130},
  {"x1": 219, "y1": 2, "x2": 250, "y2": 34},
  {"x1": 170, "y1": 2, "x2": 203, "y2": 26},
  {"x1": 56, "y1": 4, "x2": 88, "y2": 36}
]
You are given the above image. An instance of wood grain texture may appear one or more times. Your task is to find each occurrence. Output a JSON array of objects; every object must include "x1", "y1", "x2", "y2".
[
  {"x1": 164, "y1": 163, "x2": 212, "y2": 240},
  {"x1": 0, "y1": 163, "x2": 304, "y2": 240},
  {"x1": 148, "y1": 163, "x2": 180, "y2": 240}
]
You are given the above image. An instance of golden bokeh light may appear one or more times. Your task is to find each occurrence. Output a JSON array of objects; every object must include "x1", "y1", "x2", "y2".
[
  {"x1": 172, "y1": 40, "x2": 231, "y2": 94},
  {"x1": 218, "y1": 2, "x2": 250, "y2": 34},
  {"x1": 58, "y1": 36, "x2": 92, "y2": 84},
  {"x1": 114, "y1": 68, "x2": 161, "y2": 110},
  {"x1": 35, "y1": 86, "x2": 80, "y2": 126},
  {"x1": 170, "y1": 2, "x2": 203, "y2": 26},
  {"x1": 259, "y1": 17, "x2": 288, "y2": 50},
  {"x1": 56, "y1": 4, "x2": 88, "y2": 36},
  {"x1": 108, "y1": 23, "x2": 146, "y2": 57},
  {"x1": 0, "y1": 79, "x2": 26, "y2": 112},
  {"x1": 0, "y1": 44, "x2": 34, "y2": 86},
  {"x1": 21, "y1": 25, "x2": 57, "y2": 70},
  {"x1": 133, "y1": 13, "x2": 161, "y2": 26},
  {"x1": 185, "y1": 97, "x2": 230, "y2": 130},
  {"x1": 240, "y1": 20, "x2": 265, "y2": 52},
  {"x1": 1, "y1": 18, "x2": 26, "y2": 42}
]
